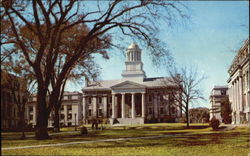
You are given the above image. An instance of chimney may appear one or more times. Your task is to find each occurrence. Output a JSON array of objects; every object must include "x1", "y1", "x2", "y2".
[{"x1": 85, "y1": 78, "x2": 89, "y2": 87}]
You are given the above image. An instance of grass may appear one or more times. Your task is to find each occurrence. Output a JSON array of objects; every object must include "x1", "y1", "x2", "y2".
[{"x1": 1, "y1": 123, "x2": 250, "y2": 156}]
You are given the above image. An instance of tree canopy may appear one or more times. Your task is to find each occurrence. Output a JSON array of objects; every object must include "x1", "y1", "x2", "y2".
[{"x1": 1, "y1": 0, "x2": 189, "y2": 139}]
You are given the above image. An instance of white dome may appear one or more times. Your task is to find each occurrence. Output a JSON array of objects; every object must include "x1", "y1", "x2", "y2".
[{"x1": 127, "y1": 42, "x2": 140, "y2": 50}]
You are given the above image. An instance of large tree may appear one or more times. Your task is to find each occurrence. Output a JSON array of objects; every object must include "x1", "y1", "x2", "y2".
[
  {"x1": 1, "y1": 0, "x2": 188, "y2": 139},
  {"x1": 165, "y1": 66, "x2": 206, "y2": 127}
]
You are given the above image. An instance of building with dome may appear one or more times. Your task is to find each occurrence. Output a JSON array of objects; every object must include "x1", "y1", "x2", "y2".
[{"x1": 82, "y1": 43, "x2": 182, "y2": 124}]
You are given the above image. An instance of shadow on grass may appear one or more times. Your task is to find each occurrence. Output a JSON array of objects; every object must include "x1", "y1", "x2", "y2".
[
  {"x1": 184, "y1": 125, "x2": 210, "y2": 129},
  {"x1": 2, "y1": 125, "x2": 208, "y2": 141},
  {"x1": 68, "y1": 130, "x2": 250, "y2": 149}
]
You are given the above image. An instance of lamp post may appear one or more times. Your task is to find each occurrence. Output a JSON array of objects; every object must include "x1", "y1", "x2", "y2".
[{"x1": 74, "y1": 113, "x2": 77, "y2": 131}]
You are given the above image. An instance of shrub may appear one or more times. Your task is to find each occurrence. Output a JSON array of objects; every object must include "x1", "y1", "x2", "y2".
[
  {"x1": 80, "y1": 126, "x2": 88, "y2": 135},
  {"x1": 178, "y1": 117, "x2": 186, "y2": 123},
  {"x1": 210, "y1": 117, "x2": 220, "y2": 130}
]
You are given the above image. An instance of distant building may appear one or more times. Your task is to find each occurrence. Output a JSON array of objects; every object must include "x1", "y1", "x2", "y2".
[
  {"x1": 27, "y1": 91, "x2": 82, "y2": 127},
  {"x1": 228, "y1": 38, "x2": 250, "y2": 124},
  {"x1": 210, "y1": 86, "x2": 229, "y2": 122},
  {"x1": 1, "y1": 82, "x2": 19, "y2": 130},
  {"x1": 1, "y1": 72, "x2": 22, "y2": 131},
  {"x1": 82, "y1": 43, "x2": 182, "y2": 125}
]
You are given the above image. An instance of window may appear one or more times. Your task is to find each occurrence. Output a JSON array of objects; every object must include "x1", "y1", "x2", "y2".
[
  {"x1": 68, "y1": 95, "x2": 72, "y2": 100},
  {"x1": 88, "y1": 97, "x2": 92, "y2": 104},
  {"x1": 68, "y1": 114, "x2": 72, "y2": 119},
  {"x1": 160, "y1": 107, "x2": 164, "y2": 114},
  {"x1": 29, "y1": 114, "x2": 33, "y2": 120},
  {"x1": 88, "y1": 109, "x2": 92, "y2": 116},
  {"x1": 13, "y1": 108, "x2": 16, "y2": 117},
  {"x1": 29, "y1": 97, "x2": 33, "y2": 102},
  {"x1": 148, "y1": 108, "x2": 153, "y2": 115},
  {"x1": 171, "y1": 107, "x2": 176, "y2": 114},
  {"x1": 169, "y1": 95, "x2": 174, "y2": 104},
  {"x1": 29, "y1": 106, "x2": 33, "y2": 112},
  {"x1": 165, "y1": 95, "x2": 169, "y2": 100},
  {"x1": 98, "y1": 109, "x2": 103, "y2": 116},
  {"x1": 68, "y1": 122, "x2": 72, "y2": 126},
  {"x1": 160, "y1": 95, "x2": 164, "y2": 102},
  {"x1": 148, "y1": 95, "x2": 152, "y2": 102},
  {"x1": 98, "y1": 97, "x2": 102, "y2": 104},
  {"x1": 109, "y1": 96, "x2": 112, "y2": 103},
  {"x1": 67, "y1": 105, "x2": 72, "y2": 111},
  {"x1": 60, "y1": 107, "x2": 64, "y2": 111},
  {"x1": 221, "y1": 90, "x2": 226, "y2": 95},
  {"x1": 60, "y1": 114, "x2": 65, "y2": 119},
  {"x1": 109, "y1": 109, "x2": 112, "y2": 116}
]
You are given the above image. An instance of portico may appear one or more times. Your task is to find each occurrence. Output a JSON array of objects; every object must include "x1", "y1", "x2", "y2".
[
  {"x1": 111, "y1": 92, "x2": 146, "y2": 119},
  {"x1": 109, "y1": 81, "x2": 146, "y2": 124}
]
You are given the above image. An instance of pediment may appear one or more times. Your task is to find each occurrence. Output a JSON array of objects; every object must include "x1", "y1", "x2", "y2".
[{"x1": 111, "y1": 81, "x2": 146, "y2": 89}]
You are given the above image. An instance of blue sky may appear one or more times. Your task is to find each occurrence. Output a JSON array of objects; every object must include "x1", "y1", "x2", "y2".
[{"x1": 66, "y1": 1, "x2": 249, "y2": 108}]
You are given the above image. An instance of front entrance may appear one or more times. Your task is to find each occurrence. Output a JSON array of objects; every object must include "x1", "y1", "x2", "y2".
[{"x1": 115, "y1": 93, "x2": 143, "y2": 118}]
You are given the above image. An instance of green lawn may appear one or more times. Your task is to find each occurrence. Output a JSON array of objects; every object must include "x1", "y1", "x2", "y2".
[{"x1": 1, "y1": 123, "x2": 250, "y2": 156}]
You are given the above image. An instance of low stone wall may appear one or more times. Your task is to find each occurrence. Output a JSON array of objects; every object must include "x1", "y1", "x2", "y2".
[{"x1": 109, "y1": 118, "x2": 144, "y2": 125}]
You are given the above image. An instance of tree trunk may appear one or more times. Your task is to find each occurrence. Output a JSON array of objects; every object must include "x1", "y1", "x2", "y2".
[
  {"x1": 35, "y1": 87, "x2": 50, "y2": 140},
  {"x1": 20, "y1": 110, "x2": 26, "y2": 139},
  {"x1": 186, "y1": 111, "x2": 189, "y2": 128},
  {"x1": 53, "y1": 107, "x2": 60, "y2": 132},
  {"x1": 51, "y1": 80, "x2": 66, "y2": 133}
]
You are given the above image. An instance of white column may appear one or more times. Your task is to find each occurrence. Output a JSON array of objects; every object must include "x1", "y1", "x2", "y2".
[
  {"x1": 133, "y1": 51, "x2": 135, "y2": 61},
  {"x1": 141, "y1": 93, "x2": 145, "y2": 118},
  {"x1": 236, "y1": 78, "x2": 241, "y2": 124},
  {"x1": 238, "y1": 78, "x2": 241, "y2": 111},
  {"x1": 235, "y1": 80, "x2": 238, "y2": 111},
  {"x1": 122, "y1": 93, "x2": 125, "y2": 118},
  {"x1": 103, "y1": 96, "x2": 107, "y2": 118},
  {"x1": 93, "y1": 96, "x2": 97, "y2": 117},
  {"x1": 64, "y1": 105, "x2": 67, "y2": 125},
  {"x1": 112, "y1": 94, "x2": 115, "y2": 118},
  {"x1": 82, "y1": 96, "x2": 86, "y2": 120},
  {"x1": 234, "y1": 80, "x2": 237, "y2": 111},
  {"x1": 239, "y1": 76, "x2": 243, "y2": 111},
  {"x1": 33, "y1": 106, "x2": 36, "y2": 124},
  {"x1": 154, "y1": 93, "x2": 158, "y2": 118},
  {"x1": 115, "y1": 96, "x2": 118, "y2": 118},
  {"x1": 236, "y1": 78, "x2": 239, "y2": 111},
  {"x1": 232, "y1": 82, "x2": 236, "y2": 112},
  {"x1": 25, "y1": 105, "x2": 29, "y2": 124},
  {"x1": 132, "y1": 93, "x2": 135, "y2": 119},
  {"x1": 131, "y1": 52, "x2": 133, "y2": 61}
]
